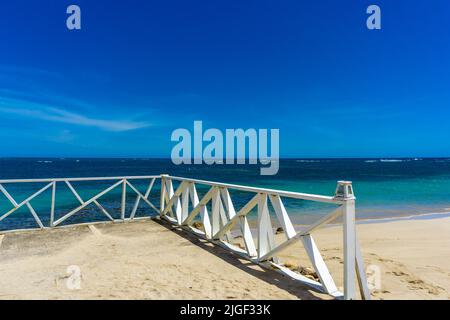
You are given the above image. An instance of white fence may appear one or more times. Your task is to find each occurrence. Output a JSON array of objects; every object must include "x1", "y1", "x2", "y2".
[{"x1": 0, "y1": 174, "x2": 370, "y2": 300}]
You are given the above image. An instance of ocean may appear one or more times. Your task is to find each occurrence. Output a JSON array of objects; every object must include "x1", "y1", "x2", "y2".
[{"x1": 1, "y1": 158, "x2": 450, "y2": 231}]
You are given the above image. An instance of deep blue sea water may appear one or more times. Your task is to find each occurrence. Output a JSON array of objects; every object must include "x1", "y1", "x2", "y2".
[{"x1": 1, "y1": 158, "x2": 450, "y2": 230}]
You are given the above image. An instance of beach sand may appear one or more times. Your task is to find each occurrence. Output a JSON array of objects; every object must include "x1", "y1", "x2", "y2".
[{"x1": 0, "y1": 217, "x2": 449, "y2": 300}]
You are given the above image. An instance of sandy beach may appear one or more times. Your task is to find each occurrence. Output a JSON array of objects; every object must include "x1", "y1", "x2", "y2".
[{"x1": 0, "y1": 216, "x2": 449, "y2": 300}]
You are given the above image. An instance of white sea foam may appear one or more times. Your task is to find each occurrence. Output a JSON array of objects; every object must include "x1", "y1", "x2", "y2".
[
  {"x1": 380, "y1": 159, "x2": 404, "y2": 162},
  {"x1": 358, "y1": 211, "x2": 450, "y2": 224}
]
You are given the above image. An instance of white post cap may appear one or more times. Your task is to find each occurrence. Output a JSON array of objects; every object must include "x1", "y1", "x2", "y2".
[{"x1": 334, "y1": 181, "x2": 355, "y2": 199}]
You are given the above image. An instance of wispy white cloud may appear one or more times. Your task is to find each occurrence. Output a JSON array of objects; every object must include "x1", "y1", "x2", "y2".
[{"x1": 0, "y1": 96, "x2": 151, "y2": 132}]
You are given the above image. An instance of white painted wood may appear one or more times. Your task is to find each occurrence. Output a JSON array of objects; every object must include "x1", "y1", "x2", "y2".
[
  {"x1": 167, "y1": 175, "x2": 343, "y2": 204},
  {"x1": 214, "y1": 188, "x2": 255, "y2": 251},
  {"x1": 355, "y1": 233, "x2": 371, "y2": 300},
  {"x1": 270, "y1": 262, "x2": 325, "y2": 293},
  {"x1": 160, "y1": 175, "x2": 167, "y2": 215},
  {"x1": 166, "y1": 178, "x2": 174, "y2": 198},
  {"x1": 125, "y1": 181, "x2": 159, "y2": 214},
  {"x1": 0, "y1": 174, "x2": 365, "y2": 300},
  {"x1": 0, "y1": 183, "x2": 53, "y2": 222},
  {"x1": 181, "y1": 186, "x2": 190, "y2": 223},
  {"x1": 50, "y1": 181, "x2": 56, "y2": 226},
  {"x1": 240, "y1": 216, "x2": 257, "y2": 257},
  {"x1": 257, "y1": 194, "x2": 271, "y2": 259},
  {"x1": 211, "y1": 188, "x2": 221, "y2": 236},
  {"x1": 187, "y1": 224, "x2": 207, "y2": 237},
  {"x1": 297, "y1": 206, "x2": 342, "y2": 235},
  {"x1": 217, "y1": 193, "x2": 233, "y2": 241},
  {"x1": 183, "y1": 186, "x2": 215, "y2": 225},
  {"x1": 214, "y1": 194, "x2": 259, "y2": 238},
  {"x1": 171, "y1": 219, "x2": 341, "y2": 299},
  {"x1": 0, "y1": 184, "x2": 19, "y2": 207},
  {"x1": 53, "y1": 180, "x2": 123, "y2": 226},
  {"x1": 165, "y1": 178, "x2": 175, "y2": 218},
  {"x1": 188, "y1": 183, "x2": 199, "y2": 207},
  {"x1": 236, "y1": 193, "x2": 259, "y2": 216},
  {"x1": 258, "y1": 206, "x2": 342, "y2": 261},
  {"x1": 343, "y1": 199, "x2": 356, "y2": 300},
  {"x1": 218, "y1": 239, "x2": 248, "y2": 255},
  {"x1": 26, "y1": 202, "x2": 44, "y2": 229},
  {"x1": 0, "y1": 184, "x2": 45, "y2": 229},
  {"x1": 269, "y1": 194, "x2": 296, "y2": 239},
  {"x1": 164, "y1": 187, "x2": 173, "y2": 217},
  {"x1": 266, "y1": 219, "x2": 277, "y2": 262},
  {"x1": 65, "y1": 180, "x2": 84, "y2": 204},
  {"x1": 161, "y1": 214, "x2": 178, "y2": 224},
  {"x1": 220, "y1": 188, "x2": 236, "y2": 219},
  {"x1": 161, "y1": 181, "x2": 188, "y2": 218},
  {"x1": 65, "y1": 180, "x2": 114, "y2": 221},
  {"x1": 93, "y1": 200, "x2": 114, "y2": 221},
  {"x1": 130, "y1": 195, "x2": 141, "y2": 220},
  {"x1": 211, "y1": 193, "x2": 258, "y2": 255},
  {"x1": 121, "y1": 179, "x2": 127, "y2": 220},
  {"x1": 301, "y1": 234, "x2": 338, "y2": 295},
  {"x1": 0, "y1": 175, "x2": 159, "y2": 226},
  {"x1": 144, "y1": 178, "x2": 156, "y2": 199},
  {"x1": 200, "y1": 205, "x2": 212, "y2": 238},
  {"x1": 188, "y1": 183, "x2": 212, "y2": 238},
  {"x1": 173, "y1": 195, "x2": 182, "y2": 224},
  {"x1": 0, "y1": 175, "x2": 160, "y2": 184}
]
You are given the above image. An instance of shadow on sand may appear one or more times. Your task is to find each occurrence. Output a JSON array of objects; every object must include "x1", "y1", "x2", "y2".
[{"x1": 153, "y1": 218, "x2": 330, "y2": 300}]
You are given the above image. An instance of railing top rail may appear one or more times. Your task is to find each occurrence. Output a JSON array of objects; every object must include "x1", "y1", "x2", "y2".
[
  {"x1": 0, "y1": 175, "x2": 160, "y2": 184},
  {"x1": 0, "y1": 174, "x2": 345, "y2": 204},
  {"x1": 165, "y1": 175, "x2": 344, "y2": 204}
]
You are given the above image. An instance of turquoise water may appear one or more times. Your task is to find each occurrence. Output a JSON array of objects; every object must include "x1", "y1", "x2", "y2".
[{"x1": 1, "y1": 158, "x2": 450, "y2": 230}]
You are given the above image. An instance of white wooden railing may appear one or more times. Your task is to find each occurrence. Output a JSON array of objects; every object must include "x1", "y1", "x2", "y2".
[
  {"x1": 0, "y1": 174, "x2": 370, "y2": 300},
  {"x1": 0, "y1": 176, "x2": 160, "y2": 228}
]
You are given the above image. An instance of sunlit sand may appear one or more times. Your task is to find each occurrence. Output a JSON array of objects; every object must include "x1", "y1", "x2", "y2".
[{"x1": 0, "y1": 217, "x2": 449, "y2": 299}]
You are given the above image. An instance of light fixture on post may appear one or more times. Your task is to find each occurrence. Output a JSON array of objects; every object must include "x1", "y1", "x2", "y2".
[{"x1": 334, "y1": 181, "x2": 355, "y2": 200}]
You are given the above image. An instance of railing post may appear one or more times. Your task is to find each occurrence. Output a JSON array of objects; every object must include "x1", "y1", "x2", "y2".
[
  {"x1": 50, "y1": 181, "x2": 56, "y2": 227},
  {"x1": 160, "y1": 174, "x2": 168, "y2": 216},
  {"x1": 121, "y1": 179, "x2": 127, "y2": 220},
  {"x1": 211, "y1": 187, "x2": 221, "y2": 236},
  {"x1": 336, "y1": 181, "x2": 356, "y2": 300},
  {"x1": 181, "y1": 183, "x2": 190, "y2": 223}
]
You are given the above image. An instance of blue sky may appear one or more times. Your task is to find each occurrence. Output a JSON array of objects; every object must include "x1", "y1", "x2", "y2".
[{"x1": 0, "y1": 0, "x2": 449, "y2": 158}]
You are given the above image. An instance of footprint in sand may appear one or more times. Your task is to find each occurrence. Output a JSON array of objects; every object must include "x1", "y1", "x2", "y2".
[
  {"x1": 389, "y1": 271, "x2": 407, "y2": 277},
  {"x1": 371, "y1": 252, "x2": 444, "y2": 296}
]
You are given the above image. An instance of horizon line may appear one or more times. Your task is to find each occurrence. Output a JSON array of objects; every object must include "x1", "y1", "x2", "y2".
[{"x1": 0, "y1": 156, "x2": 449, "y2": 160}]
